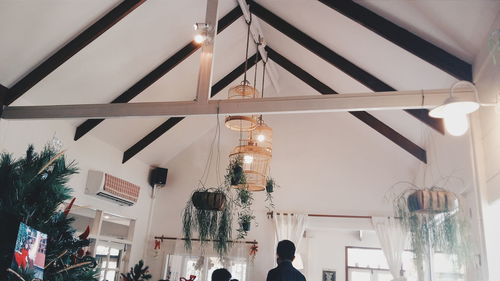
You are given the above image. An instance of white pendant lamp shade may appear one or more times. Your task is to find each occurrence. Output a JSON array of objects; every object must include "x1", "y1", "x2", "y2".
[
  {"x1": 428, "y1": 81, "x2": 480, "y2": 136},
  {"x1": 429, "y1": 97, "x2": 479, "y2": 118}
]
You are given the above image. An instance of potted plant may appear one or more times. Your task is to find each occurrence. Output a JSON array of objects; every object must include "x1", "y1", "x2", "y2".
[
  {"x1": 191, "y1": 189, "x2": 226, "y2": 211},
  {"x1": 121, "y1": 260, "x2": 152, "y2": 281},
  {"x1": 226, "y1": 156, "x2": 246, "y2": 186},
  {"x1": 237, "y1": 212, "x2": 256, "y2": 239},
  {"x1": 237, "y1": 187, "x2": 252, "y2": 206},
  {"x1": 182, "y1": 186, "x2": 233, "y2": 256},
  {"x1": 394, "y1": 186, "x2": 470, "y2": 271},
  {"x1": 265, "y1": 177, "x2": 278, "y2": 211}
]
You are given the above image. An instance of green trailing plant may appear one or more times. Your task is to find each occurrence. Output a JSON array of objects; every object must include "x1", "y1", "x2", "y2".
[
  {"x1": 394, "y1": 185, "x2": 471, "y2": 272},
  {"x1": 237, "y1": 187, "x2": 253, "y2": 206},
  {"x1": 237, "y1": 211, "x2": 256, "y2": 239},
  {"x1": 182, "y1": 186, "x2": 233, "y2": 257},
  {"x1": 121, "y1": 260, "x2": 152, "y2": 281}
]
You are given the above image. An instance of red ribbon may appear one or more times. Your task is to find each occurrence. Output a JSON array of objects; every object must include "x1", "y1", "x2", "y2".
[{"x1": 154, "y1": 239, "x2": 161, "y2": 250}]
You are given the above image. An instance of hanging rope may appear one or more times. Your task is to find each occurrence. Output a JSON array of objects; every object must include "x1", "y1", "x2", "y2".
[{"x1": 242, "y1": 14, "x2": 252, "y2": 85}]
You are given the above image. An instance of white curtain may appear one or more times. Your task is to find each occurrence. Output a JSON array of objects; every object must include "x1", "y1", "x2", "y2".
[
  {"x1": 372, "y1": 217, "x2": 407, "y2": 281},
  {"x1": 273, "y1": 213, "x2": 307, "y2": 269}
]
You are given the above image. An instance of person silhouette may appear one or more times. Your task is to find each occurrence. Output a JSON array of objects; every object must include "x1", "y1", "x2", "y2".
[
  {"x1": 266, "y1": 240, "x2": 306, "y2": 281},
  {"x1": 211, "y1": 268, "x2": 232, "y2": 281}
]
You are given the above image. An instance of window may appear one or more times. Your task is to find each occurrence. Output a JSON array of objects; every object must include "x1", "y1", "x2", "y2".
[
  {"x1": 346, "y1": 247, "x2": 464, "y2": 281},
  {"x1": 96, "y1": 243, "x2": 124, "y2": 281},
  {"x1": 165, "y1": 254, "x2": 248, "y2": 281}
]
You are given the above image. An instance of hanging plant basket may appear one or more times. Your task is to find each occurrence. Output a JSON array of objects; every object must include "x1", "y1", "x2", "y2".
[
  {"x1": 191, "y1": 191, "x2": 226, "y2": 211},
  {"x1": 241, "y1": 221, "x2": 251, "y2": 232},
  {"x1": 266, "y1": 178, "x2": 275, "y2": 193},
  {"x1": 407, "y1": 189, "x2": 458, "y2": 213}
]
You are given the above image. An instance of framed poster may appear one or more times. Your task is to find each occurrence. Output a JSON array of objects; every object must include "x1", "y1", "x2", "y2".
[
  {"x1": 11, "y1": 222, "x2": 47, "y2": 279},
  {"x1": 322, "y1": 270, "x2": 336, "y2": 281}
]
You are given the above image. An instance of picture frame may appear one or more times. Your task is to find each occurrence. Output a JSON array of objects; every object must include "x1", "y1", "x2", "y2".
[{"x1": 322, "y1": 270, "x2": 336, "y2": 281}]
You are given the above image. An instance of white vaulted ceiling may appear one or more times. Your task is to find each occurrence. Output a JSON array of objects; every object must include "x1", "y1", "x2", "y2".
[{"x1": 0, "y1": 0, "x2": 499, "y2": 167}]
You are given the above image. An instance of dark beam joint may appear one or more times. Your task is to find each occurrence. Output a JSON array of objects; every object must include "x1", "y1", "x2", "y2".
[
  {"x1": 122, "y1": 53, "x2": 261, "y2": 163},
  {"x1": 0, "y1": 84, "x2": 7, "y2": 117},
  {"x1": 267, "y1": 46, "x2": 426, "y2": 163},
  {"x1": 248, "y1": 0, "x2": 444, "y2": 134},
  {"x1": 318, "y1": 0, "x2": 472, "y2": 81},
  {"x1": 5, "y1": 0, "x2": 148, "y2": 105},
  {"x1": 75, "y1": 7, "x2": 243, "y2": 141}
]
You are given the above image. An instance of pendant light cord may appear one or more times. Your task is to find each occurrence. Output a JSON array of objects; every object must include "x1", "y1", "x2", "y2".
[
  {"x1": 253, "y1": 42, "x2": 259, "y2": 97},
  {"x1": 242, "y1": 15, "x2": 252, "y2": 85}
]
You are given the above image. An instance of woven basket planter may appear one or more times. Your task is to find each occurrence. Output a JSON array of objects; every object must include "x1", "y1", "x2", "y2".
[
  {"x1": 407, "y1": 189, "x2": 458, "y2": 213},
  {"x1": 191, "y1": 191, "x2": 226, "y2": 211}
]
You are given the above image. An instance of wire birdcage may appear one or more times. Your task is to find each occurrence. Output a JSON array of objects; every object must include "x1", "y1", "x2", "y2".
[
  {"x1": 252, "y1": 117, "x2": 272, "y2": 153},
  {"x1": 224, "y1": 81, "x2": 259, "y2": 131},
  {"x1": 230, "y1": 139, "x2": 271, "y2": 191}
]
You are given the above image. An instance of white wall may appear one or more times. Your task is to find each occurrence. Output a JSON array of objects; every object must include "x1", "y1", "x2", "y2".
[{"x1": 0, "y1": 118, "x2": 154, "y2": 266}]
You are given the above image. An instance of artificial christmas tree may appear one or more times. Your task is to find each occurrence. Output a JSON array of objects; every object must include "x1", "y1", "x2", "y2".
[{"x1": 0, "y1": 144, "x2": 98, "y2": 281}]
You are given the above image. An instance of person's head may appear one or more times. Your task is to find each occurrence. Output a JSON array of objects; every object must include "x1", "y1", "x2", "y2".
[
  {"x1": 276, "y1": 240, "x2": 296, "y2": 263},
  {"x1": 212, "y1": 268, "x2": 231, "y2": 281}
]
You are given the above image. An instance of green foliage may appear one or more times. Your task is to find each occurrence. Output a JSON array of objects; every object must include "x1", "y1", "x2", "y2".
[
  {"x1": 265, "y1": 177, "x2": 278, "y2": 211},
  {"x1": 182, "y1": 186, "x2": 233, "y2": 257},
  {"x1": 121, "y1": 260, "x2": 152, "y2": 281},
  {"x1": 236, "y1": 211, "x2": 256, "y2": 239},
  {"x1": 226, "y1": 156, "x2": 246, "y2": 186},
  {"x1": 394, "y1": 186, "x2": 471, "y2": 272},
  {"x1": 0, "y1": 145, "x2": 99, "y2": 281}
]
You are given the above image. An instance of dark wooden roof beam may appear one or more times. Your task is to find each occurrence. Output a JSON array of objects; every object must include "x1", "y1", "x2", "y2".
[{"x1": 318, "y1": 0, "x2": 472, "y2": 81}]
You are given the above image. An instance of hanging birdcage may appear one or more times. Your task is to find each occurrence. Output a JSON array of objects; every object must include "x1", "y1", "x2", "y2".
[
  {"x1": 252, "y1": 116, "x2": 272, "y2": 153},
  {"x1": 225, "y1": 81, "x2": 259, "y2": 131},
  {"x1": 229, "y1": 139, "x2": 271, "y2": 191}
]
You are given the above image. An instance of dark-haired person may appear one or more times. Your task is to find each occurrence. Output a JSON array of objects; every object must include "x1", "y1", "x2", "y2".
[
  {"x1": 212, "y1": 268, "x2": 232, "y2": 281},
  {"x1": 266, "y1": 240, "x2": 306, "y2": 281}
]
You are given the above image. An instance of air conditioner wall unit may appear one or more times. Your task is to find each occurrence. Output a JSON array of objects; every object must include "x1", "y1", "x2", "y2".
[{"x1": 86, "y1": 170, "x2": 140, "y2": 206}]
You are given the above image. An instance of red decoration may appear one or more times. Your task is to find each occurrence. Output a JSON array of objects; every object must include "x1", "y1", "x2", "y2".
[
  {"x1": 14, "y1": 248, "x2": 29, "y2": 269},
  {"x1": 79, "y1": 226, "x2": 90, "y2": 240},
  {"x1": 180, "y1": 275, "x2": 196, "y2": 281},
  {"x1": 154, "y1": 239, "x2": 161, "y2": 250},
  {"x1": 249, "y1": 243, "x2": 258, "y2": 262},
  {"x1": 63, "y1": 198, "x2": 76, "y2": 217}
]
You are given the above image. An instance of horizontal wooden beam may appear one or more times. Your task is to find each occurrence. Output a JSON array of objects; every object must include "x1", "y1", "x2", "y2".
[
  {"x1": 121, "y1": 53, "x2": 261, "y2": 163},
  {"x1": 1, "y1": 88, "x2": 476, "y2": 120},
  {"x1": 247, "y1": 0, "x2": 445, "y2": 134},
  {"x1": 5, "y1": 0, "x2": 148, "y2": 105},
  {"x1": 266, "y1": 46, "x2": 426, "y2": 163},
  {"x1": 74, "y1": 7, "x2": 243, "y2": 140},
  {"x1": 318, "y1": 0, "x2": 472, "y2": 81}
]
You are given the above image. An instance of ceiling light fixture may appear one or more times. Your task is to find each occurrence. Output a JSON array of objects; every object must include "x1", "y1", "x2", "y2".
[
  {"x1": 193, "y1": 23, "x2": 210, "y2": 44},
  {"x1": 429, "y1": 81, "x2": 480, "y2": 136}
]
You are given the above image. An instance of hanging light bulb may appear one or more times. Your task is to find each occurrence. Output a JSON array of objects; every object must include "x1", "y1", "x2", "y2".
[
  {"x1": 243, "y1": 154, "x2": 254, "y2": 164},
  {"x1": 443, "y1": 113, "x2": 469, "y2": 136},
  {"x1": 256, "y1": 134, "x2": 265, "y2": 142},
  {"x1": 429, "y1": 81, "x2": 480, "y2": 136},
  {"x1": 193, "y1": 23, "x2": 210, "y2": 44}
]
